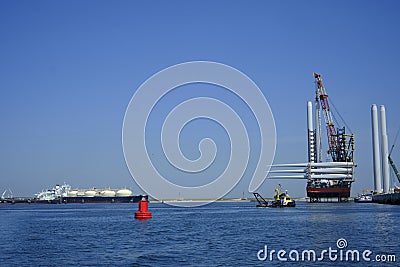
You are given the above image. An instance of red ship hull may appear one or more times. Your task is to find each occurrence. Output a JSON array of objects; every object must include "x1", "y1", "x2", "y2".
[{"x1": 306, "y1": 186, "x2": 351, "y2": 202}]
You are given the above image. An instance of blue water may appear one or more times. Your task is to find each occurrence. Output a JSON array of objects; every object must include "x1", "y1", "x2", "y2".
[{"x1": 1, "y1": 202, "x2": 399, "y2": 266}]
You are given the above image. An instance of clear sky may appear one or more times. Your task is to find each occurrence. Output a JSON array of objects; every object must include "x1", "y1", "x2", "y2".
[{"x1": 1, "y1": 0, "x2": 400, "y2": 198}]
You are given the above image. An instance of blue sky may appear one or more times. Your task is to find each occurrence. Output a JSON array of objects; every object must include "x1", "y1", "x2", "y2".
[{"x1": 1, "y1": 1, "x2": 400, "y2": 198}]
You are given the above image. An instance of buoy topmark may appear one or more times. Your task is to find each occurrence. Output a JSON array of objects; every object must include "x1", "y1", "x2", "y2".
[{"x1": 135, "y1": 197, "x2": 152, "y2": 220}]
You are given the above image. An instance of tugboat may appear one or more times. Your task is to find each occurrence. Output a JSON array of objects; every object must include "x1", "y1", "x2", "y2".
[{"x1": 253, "y1": 184, "x2": 296, "y2": 208}]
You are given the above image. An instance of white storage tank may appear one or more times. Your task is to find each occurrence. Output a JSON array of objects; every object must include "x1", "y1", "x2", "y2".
[
  {"x1": 84, "y1": 190, "x2": 97, "y2": 197},
  {"x1": 116, "y1": 189, "x2": 133, "y2": 197},
  {"x1": 101, "y1": 190, "x2": 116, "y2": 197},
  {"x1": 68, "y1": 190, "x2": 78, "y2": 197}
]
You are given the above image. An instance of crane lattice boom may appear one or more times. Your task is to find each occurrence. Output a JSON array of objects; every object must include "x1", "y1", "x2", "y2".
[
  {"x1": 313, "y1": 72, "x2": 338, "y2": 156},
  {"x1": 313, "y1": 72, "x2": 354, "y2": 162}
]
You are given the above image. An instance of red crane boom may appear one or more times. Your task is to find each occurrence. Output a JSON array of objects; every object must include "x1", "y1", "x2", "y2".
[{"x1": 313, "y1": 72, "x2": 354, "y2": 162}]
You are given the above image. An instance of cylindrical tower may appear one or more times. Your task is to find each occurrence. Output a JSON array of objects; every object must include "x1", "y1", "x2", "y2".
[
  {"x1": 307, "y1": 101, "x2": 313, "y2": 131},
  {"x1": 380, "y1": 105, "x2": 390, "y2": 194},
  {"x1": 307, "y1": 101, "x2": 316, "y2": 163},
  {"x1": 371, "y1": 104, "x2": 382, "y2": 193}
]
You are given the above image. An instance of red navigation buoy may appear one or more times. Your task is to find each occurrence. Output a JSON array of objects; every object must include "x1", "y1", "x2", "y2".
[{"x1": 135, "y1": 197, "x2": 152, "y2": 220}]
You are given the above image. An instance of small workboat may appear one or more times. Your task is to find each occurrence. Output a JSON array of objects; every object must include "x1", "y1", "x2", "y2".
[
  {"x1": 354, "y1": 190, "x2": 373, "y2": 203},
  {"x1": 253, "y1": 184, "x2": 296, "y2": 208}
]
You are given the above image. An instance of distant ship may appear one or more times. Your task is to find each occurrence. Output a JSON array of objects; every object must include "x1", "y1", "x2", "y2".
[
  {"x1": 32, "y1": 184, "x2": 147, "y2": 204},
  {"x1": 354, "y1": 192, "x2": 373, "y2": 203}
]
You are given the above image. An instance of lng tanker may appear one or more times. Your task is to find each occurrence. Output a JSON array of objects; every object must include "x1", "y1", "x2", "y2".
[{"x1": 6, "y1": 183, "x2": 148, "y2": 204}]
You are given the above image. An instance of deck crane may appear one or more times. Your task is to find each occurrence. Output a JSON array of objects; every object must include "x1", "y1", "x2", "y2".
[
  {"x1": 388, "y1": 155, "x2": 400, "y2": 184},
  {"x1": 313, "y1": 72, "x2": 355, "y2": 163},
  {"x1": 388, "y1": 126, "x2": 400, "y2": 187}
]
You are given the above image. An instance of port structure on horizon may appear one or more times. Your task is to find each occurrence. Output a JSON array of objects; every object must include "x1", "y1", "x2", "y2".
[{"x1": 267, "y1": 73, "x2": 356, "y2": 202}]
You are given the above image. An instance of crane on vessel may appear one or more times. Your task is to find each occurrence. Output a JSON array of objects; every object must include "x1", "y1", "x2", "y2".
[
  {"x1": 388, "y1": 126, "x2": 400, "y2": 188},
  {"x1": 388, "y1": 156, "x2": 400, "y2": 184},
  {"x1": 313, "y1": 72, "x2": 355, "y2": 163},
  {"x1": 265, "y1": 73, "x2": 356, "y2": 203}
]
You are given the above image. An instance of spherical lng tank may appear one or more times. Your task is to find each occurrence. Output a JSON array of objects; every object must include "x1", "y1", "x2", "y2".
[
  {"x1": 84, "y1": 190, "x2": 97, "y2": 197},
  {"x1": 76, "y1": 191, "x2": 86, "y2": 196},
  {"x1": 68, "y1": 190, "x2": 78, "y2": 197},
  {"x1": 116, "y1": 189, "x2": 133, "y2": 197},
  {"x1": 101, "y1": 190, "x2": 116, "y2": 197}
]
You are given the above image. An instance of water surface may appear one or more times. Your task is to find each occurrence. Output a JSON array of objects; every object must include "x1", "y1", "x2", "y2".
[{"x1": 1, "y1": 202, "x2": 399, "y2": 266}]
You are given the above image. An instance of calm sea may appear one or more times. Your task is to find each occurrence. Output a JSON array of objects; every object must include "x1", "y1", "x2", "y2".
[{"x1": 0, "y1": 201, "x2": 399, "y2": 266}]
